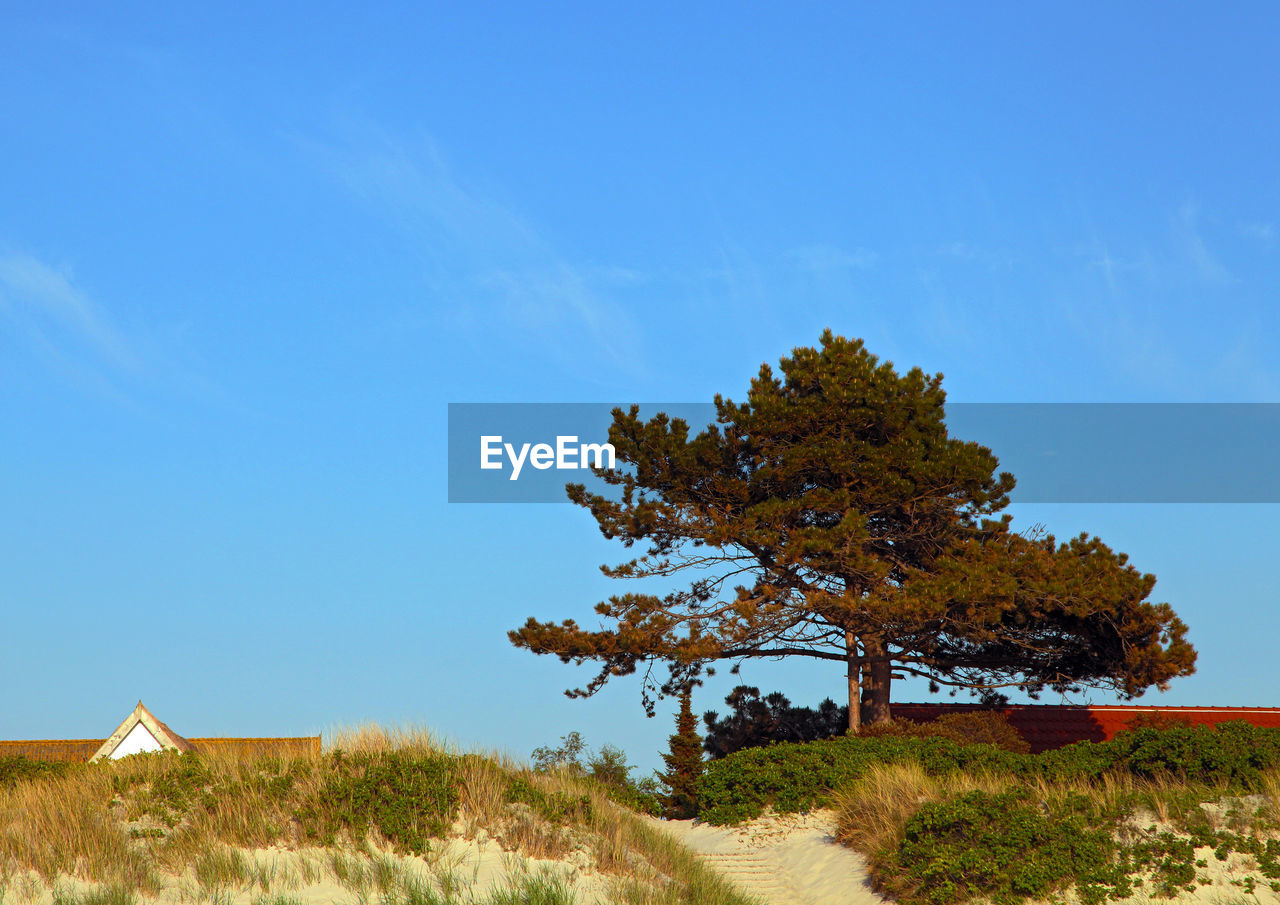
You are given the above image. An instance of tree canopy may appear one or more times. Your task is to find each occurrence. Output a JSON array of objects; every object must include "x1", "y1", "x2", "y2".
[{"x1": 509, "y1": 331, "x2": 1196, "y2": 728}]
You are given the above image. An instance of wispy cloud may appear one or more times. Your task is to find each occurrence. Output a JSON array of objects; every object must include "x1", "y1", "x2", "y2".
[
  {"x1": 0, "y1": 252, "x2": 236, "y2": 411},
  {"x1": 938, "y1": 241, "x2": 978, "y2": 260},
  {"x1": 1239, "y1": 221, "x2": 1276, "y2": 241},
  {"x1": 787, "y1": 243, "x2": 877, "y2": 274},
  {"x1": 937, "y1": 241, "x2": 1014, "y2": 273},
  {"x1": 1058, "y1": 202, "x2": 1280, "y2": 398},
  {"x1": 299, "y1": 122, "x2": 646, "y2": 380},
  {"x1": 1175, "y1": 203, "x2": 1233, "y2": 284},
  {"x1": 1081, "y1": 242, "x2": 1157, "y2": 295},
  {"x1": 0, "y1": 253, "x2": 134, "y2": 368},
  {"x1": 0, "y1": 253, "x2": 152, "y2": 404}
]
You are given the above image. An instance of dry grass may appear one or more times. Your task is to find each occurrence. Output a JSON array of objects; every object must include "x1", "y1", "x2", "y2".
[
  {"x1": 0, "y1": 764, "x2": 159, "y2": 892},
  {"x1": 1259, "y1": 769, "x2": 1280, "y2": 825},
  {"x1": 0, "y1": 725, "x2": 754, "y2": 905},
  {"x1": 831, "y1": 761, "x2": 1013, "y2": 857},
  {"x1": 326, "y1": 724, "x2": 449, "y2": 756}
]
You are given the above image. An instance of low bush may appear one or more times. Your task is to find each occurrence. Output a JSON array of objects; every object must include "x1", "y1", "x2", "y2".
[
  {"x1": 887, "y1": 789, "x2": 1127, "y2": 905},
  {"x1": 297, "y1": 749, "x2": 460, "y2": 854},
  {"x1": 504, "y1": 775, "x2": 593, "y2": 825},
  {"x1": 0, "y1": 755, "x2": 75, "y2": 789},
  {"x1": 858, "y1": 779, "x2": 1280, "y2": 905},
  {"x1": 861, "y1": 712, "x2": 1030, "y2": 754},
  {"x1": 697, "y1": 733, "x2": 1024, "y2": 824},
  {"x1": 528, "y1": 732, "x2": 664, "y2": 817},
  {"x1": 697, "y1": 720, "x2": 1280, "y2": 825}
]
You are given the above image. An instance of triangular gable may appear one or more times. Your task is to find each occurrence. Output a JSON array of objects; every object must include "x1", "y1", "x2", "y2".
[{"x1": 90, "y1": 701, "x2": 194, "y2": 762}]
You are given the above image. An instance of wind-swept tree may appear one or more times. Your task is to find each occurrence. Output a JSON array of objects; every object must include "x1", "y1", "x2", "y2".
[{"x1": 510, "y1": 331, "x2": 1196, "y2": 729}]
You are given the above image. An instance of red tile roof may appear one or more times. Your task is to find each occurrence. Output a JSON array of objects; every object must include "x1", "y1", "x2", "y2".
[
  {"x1": 893, "y1": 703, "x2": 1280, "y2": 752},
  {"x1": 0, "y1": 736, "x2": 321, "y2": 763}
]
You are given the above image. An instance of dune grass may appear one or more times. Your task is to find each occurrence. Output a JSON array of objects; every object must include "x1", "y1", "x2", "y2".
[{"x1": 0, "y1": 727, "x2": 754, "y2": 905}]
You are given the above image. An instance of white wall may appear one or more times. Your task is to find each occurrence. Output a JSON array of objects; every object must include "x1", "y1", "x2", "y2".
[{"x1": 110, "y1": 721, "x2": 163, "y2": 758}]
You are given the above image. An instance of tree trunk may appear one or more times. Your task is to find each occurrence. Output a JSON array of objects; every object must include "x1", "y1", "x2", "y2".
[
  {"x1": 846, "y1": 631, "x2": 861, "y2": 734},
  {"x1": 859, "y1": 633, "x2": 893, "y2": 725}
]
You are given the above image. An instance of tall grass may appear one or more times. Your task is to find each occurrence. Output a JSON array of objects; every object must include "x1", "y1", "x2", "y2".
[{"x1": 0, "y1": 726, "x2": 754, "y2": 905}]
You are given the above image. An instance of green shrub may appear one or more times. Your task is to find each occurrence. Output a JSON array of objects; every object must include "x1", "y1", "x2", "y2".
[
  {"x1": 528, "y1": 732, "x2": 662, "y2": 816},
  {"x1": 862, "y1": 712, "x2": 1030, "y2": 754},
  {"x1": 697, "y1": 721, "x2": 1280, "y2": 905},
  {"x1": 297, "y1": 750, "x2": 460, "y2": 854},
  {"x1": 0, "y1": 755, "x2": 75, "y2": 788},
  {"x1": 505, "y1": 776, "x2": 593, "y2": 825},
  {"x1": 697, "y1": 721, "x2": 1280, "y2": 825},
  {"x1": 696, "y1": 734, "x2": 1025, "y2": 825},
  {"x1": 888, "y1": 790, "x2": 1126, "y2": 905}
]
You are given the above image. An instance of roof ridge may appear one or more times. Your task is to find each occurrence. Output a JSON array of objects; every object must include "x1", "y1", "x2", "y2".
[{"x1": 89, "y1": 702, "x2": 194, "y2": 762}]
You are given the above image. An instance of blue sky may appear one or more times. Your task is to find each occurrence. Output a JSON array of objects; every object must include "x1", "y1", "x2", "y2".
[{"x1": 4, "y1": 3, "x2": 1280, "y2": 772}]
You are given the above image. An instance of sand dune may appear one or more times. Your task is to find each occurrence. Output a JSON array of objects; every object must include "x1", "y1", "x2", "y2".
[{"x1": 651, "y1": 809, "x2": 886, "y2": 905}]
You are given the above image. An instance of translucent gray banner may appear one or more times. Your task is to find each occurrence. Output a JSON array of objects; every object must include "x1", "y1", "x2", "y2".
[{"x1": 447, "y1": 403, "x2": 1280, "y2": 503}]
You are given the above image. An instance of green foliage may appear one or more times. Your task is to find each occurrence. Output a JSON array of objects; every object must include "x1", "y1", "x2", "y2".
[
  {"x1": 889, "y1": 790, "x2": 1126, "y2": 905},
  {"x1": 485, "y1": 868, "x2": 578, "y2": 905},
  {"x1": 702, "y1": 685, "x2": 850, "y2": 758},
  {"x1": 1100, "y1": 722, "x2": 1280, "y2": 787},
  {"x1": 0, "y1": 755, "x2": 74, "y2": 789},
  {"x1": 660, "y1": 688, "x2": 704, "y2": 818},
  {"x1": 192, "y1": 847, "x2": 249, "y2": 890},
  {"x1": 110, "y1": 753, "x2": 219, "y2": 827},
  {"x1": 511, "y1": 331, "x2": 1196, "y2": 725},
  {"x1": 697, "y1": 734, "x2": 1024, "y2": 825},
  {"x1": 504, "y1": 776, "x2": 593, "y2": 825},
  {"x1": 698, "y1": 721, "x2": 1280, "y2": 826},
  {"x1": 870, "y1": 784, "x2": 1280, "y2": 905},
  {"x1": 703, "y1": 688, "x2": 1030, "y2": 758},
  {"x1": 297, "y1": 750, "x2": 460, "y2": 854},
  {"x1": 863, "y1": 712, "x2": 1030, "y2": 754},
  {"x1": 531, "y1": 732, "x2": 589, "y2": 774},
  {"x1": 586, "y1": 744, "x2": 632, "y2": 788},
  {"x1": 600, "y1": 773, "x2": 664, "y2": 817},
  {"x1": 697, "y1": 723, "x2": 1280, "y2": 905},
  {"x1": 528, "y1": 732, "x2": 663, "y2": 816}
]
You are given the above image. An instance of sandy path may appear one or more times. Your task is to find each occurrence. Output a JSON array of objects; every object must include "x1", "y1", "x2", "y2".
[{"x1": 650, "y1": 809, "x2": 886, "y2": 905}]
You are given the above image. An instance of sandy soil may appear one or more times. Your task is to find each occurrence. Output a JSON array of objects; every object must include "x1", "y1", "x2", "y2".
[
  {"x1": 10, "y1": 803, "x2": 1280, "y2": 904},
  {"x1": 1, "y1": 839, "x2": 613, "y2": 904},
  {"x1": 650, "y1": 808, "x2": 886, "y2": 905}
]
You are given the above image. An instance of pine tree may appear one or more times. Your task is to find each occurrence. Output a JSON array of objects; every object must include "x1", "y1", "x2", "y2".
[
  {"x1": 659, "y1": 686, "x2": 703, "y2": 819},
  {"x1": 510, "y1": 331, "x2": 1197, "y2": 727}
]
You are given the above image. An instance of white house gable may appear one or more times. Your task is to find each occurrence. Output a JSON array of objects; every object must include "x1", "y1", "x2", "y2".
[
  {"x1": 89, "y1": 702, "x2": 194, "y2": 762},
  {"x1": 111, "y1": 721, "x2": 163, "y2": 758}
]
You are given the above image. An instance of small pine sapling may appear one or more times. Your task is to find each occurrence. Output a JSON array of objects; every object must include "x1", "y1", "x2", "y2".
[{"x1": 660, "y1": 686, "x2": 704, "y2": 819}]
